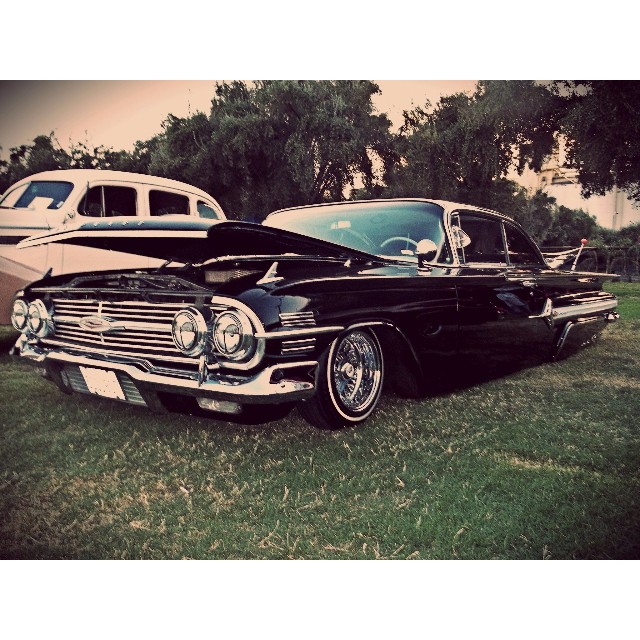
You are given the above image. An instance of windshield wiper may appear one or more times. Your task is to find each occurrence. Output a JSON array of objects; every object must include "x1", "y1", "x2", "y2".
[{"x1": 154, "y1": 258, "x2": 195, "y2": 273}]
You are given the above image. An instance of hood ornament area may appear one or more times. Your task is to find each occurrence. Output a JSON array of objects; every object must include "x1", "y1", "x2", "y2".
[{"x1": 78, "y1": 315, "x2": 123, "y2": 334}]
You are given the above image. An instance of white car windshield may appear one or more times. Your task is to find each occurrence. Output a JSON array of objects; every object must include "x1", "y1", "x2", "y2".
[{"x1": 0, "y1": 181, "x2": 74, "y2": 210}]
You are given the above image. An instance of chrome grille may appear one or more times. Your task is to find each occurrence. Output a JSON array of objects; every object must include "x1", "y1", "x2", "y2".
[
  {"x1": 281, "y1": 338, "x2": 316, "y2": 355},
  {"x1": 279, "y1": 311, "x2": 316, "y2": 328},
  {"x1": 44, "y1": 297, "x2": 198, "y2": 366}
]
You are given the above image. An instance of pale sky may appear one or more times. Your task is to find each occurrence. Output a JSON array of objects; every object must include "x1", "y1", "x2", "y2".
[{"x1": 0, "y1": 80, "x2": 477, "y2": 160}]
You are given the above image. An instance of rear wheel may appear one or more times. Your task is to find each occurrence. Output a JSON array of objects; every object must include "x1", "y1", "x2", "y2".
[{"x1": 299, "y1": 328, "x2": 384, "y2": 430}]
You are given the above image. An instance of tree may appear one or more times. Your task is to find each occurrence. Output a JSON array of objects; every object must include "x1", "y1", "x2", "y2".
[
  {"x1": 382, "y1": 81, "x2": 563, "y2": 209},
  {"x1": 0, "y1": 134, "x2": 149, "y2": 194},
  {"x1": 150, "y1": 81, "x2": 397, "y2": 220},
  {"x1": 552, "y1": 81, "x2": 640, "y2": 203},
  {"x1": 544, "y1": 205, "x2": 599, "y2": 246},
  {"x1": 0, "y1": 134, "x2": 71, "y2": 192}
]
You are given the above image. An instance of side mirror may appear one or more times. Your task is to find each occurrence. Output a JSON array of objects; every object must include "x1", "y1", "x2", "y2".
[{"x1": 416, "y1": 239, "x2": 438, "y2": 269}]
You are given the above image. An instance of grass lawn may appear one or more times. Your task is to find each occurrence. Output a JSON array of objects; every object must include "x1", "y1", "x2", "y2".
[{"x1": 0, "y1": 282, "x2": 638, "y2": 559}]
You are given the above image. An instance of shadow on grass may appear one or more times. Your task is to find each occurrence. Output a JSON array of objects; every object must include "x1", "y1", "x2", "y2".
[{"x1": 0, "y1": 327, "x2": 18, "y2": 354}]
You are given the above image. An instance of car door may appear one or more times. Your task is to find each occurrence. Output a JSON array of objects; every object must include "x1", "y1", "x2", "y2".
[
  {"x1": 453, "y1": 211, "x2": 556, "y2": 369},
  {"x1": 62, "y1": 182, "x2": 160, "y2": 274}
]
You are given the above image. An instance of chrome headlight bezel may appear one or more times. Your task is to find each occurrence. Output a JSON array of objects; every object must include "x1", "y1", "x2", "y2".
[
  {"x1": 11, "y1": 299, "x2": 29, "y2": 333},
  {"x1": 171, "y1": 307, "x2": 209, "y2": 357},
  {"x1": 27, "y1": 299, "x2": 54, "y2": 338},
  {"x1": 213, "y1": 310, "x2": 255, "y2": 361}
]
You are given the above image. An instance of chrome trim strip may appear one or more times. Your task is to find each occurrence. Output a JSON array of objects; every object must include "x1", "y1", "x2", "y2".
[
  {"x1": 256, "y1": 326, "x2": 344, "y2": 340},
  {"x1": 55, "y1": 316, "x2": 171, "y2": 332},
  {"x1": 40, "y1": 338, "x2": 198, "y2": 365},
  {"x1": 19, "y1": 229, "x2": 210, "y2": 249},
  {"x1": 279, "y1": 311, "x2": 316, "y2": 327},
  {"x1": 553, "y1": 298, "x2": 618, "y2": 323}
]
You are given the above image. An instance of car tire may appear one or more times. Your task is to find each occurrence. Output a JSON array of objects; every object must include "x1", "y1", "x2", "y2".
[{"x1": 298, "y1": 328, "x2": 384, "y2": 430}]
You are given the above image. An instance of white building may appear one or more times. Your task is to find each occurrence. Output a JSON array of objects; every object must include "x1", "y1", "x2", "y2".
[{"x1": 535, "y1": 161, "x2": 640, "y2": 230}]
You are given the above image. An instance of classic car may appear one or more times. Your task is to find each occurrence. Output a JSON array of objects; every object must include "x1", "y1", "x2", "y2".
[
  {"x1": 10, "y1": 198, "x2": 619, "y2": 429},
  {"x1": 0, "y1": 169, "x2": 225, "y2": 324}
]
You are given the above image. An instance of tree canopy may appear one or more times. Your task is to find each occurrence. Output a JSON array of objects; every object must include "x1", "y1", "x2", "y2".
[
  {"x1": 149, "y1": 81, "x2": 396, "y2": 219},
  {"x1": 1, "y1": 80, "x2": 639, "y2": 243},
  {"x1": 552, "y1": 81, "x2": 640, "y2": 203}
]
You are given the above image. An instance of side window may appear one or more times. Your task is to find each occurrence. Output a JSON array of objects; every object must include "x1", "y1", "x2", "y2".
[
  {"x1": 455, "y1": 213, "x2": 507, "y2": 264},
  {"x1": 79, "y1": 186, "x2": 137, "y2": 217},
  {"x1": 149, "y1": 190, "x2": 190, "y2": 216},
  {"x1": 197, "y1": 200, "x2": 220, "y2": 219},
  {"x1": 504, "y1": 223, "x2": 543, "y2": 266}
]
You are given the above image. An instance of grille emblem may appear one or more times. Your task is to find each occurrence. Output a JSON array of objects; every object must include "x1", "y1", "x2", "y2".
[{"x1": 78, "y1": 315, "x2": 119, "y2": 333}]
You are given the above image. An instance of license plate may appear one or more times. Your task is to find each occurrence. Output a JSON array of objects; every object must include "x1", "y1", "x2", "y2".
[{"x1": 79, "y1": 366, "x2": 126, "y2": 401}]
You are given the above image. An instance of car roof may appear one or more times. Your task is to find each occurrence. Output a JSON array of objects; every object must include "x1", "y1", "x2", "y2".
[
  {"x1": 265, "y1": 198, "x2": 518, "y2": 225},
  {"x1": 265, "y1": 197, "x2": 515, "y2": 223},
  {"x1": 6, "y1": 169, "x2": 217, "y2": 201}
]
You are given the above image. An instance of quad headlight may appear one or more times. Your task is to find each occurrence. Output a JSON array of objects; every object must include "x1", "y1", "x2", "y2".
[
  {"x1": 11, "y1": 299, "x2": 29, "y2": 332},
  {"x1": 171, "y1": 308, "x2": 209, "y2": 357},
  {"x1": 213, "y1": 310, "x2": 255, "y2": 361},
  {"x1": 27, "y1": 300, "x2": 53, "y2": 338},
  {"x1": 11, "y1": 297, "x2": 54, "y2": 337},
  {"x1": 171, "y1": 305, "x2": 257, "y2": 363}
]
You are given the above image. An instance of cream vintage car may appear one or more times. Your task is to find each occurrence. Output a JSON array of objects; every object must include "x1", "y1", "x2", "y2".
[{"x1": 0, "y1": 169, "x2": 225, "y2": 323}]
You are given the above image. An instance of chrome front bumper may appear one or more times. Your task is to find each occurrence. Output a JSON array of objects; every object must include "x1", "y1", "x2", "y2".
[{"x1": 15, "y1": 338, "x2": 318, "y2": 406}]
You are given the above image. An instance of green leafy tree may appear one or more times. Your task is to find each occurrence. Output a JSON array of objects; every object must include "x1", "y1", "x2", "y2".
[
  {"x1": 552, "y1": 81, "x2": 640, "y2": 203},
  {"x1": 544, "y1": 205, "x2": 599, "y2": 246},
  {"x1": 383, "y1": 81, "x2": 563, "y2": 209},
  {"x1": 149, "y1": 81, "x2": 396, "y2": 220},
  {"x1": 0, "y1": 134, "x2": 71, "y2": 192},
  {"x1": 0, "y1": 134, "x2": 148, "y2": 194}
]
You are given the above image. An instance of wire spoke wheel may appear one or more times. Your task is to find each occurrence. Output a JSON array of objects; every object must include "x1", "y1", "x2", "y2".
[
  {"x1": 332, "y1": 331, "x2": 382, "y2": 414},
  {"x1": 299, "y1": 328, "x2": 384, "y2": 429}
]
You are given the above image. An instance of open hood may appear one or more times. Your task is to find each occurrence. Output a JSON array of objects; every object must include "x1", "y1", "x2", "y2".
[{"x1": 17, "y1": 217, "x2": 378, "y2": 264}]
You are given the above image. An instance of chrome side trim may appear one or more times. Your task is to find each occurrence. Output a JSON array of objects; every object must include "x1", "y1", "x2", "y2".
[
  {"x1": 279, "y1": 311, "x2": 316, "y2": 327},
  {"x1": 281, "y1": 338, "x2": 316, "y2": 355},
  {"x1": 256, "y1": 326, "x2": 344, "y2": 339}
]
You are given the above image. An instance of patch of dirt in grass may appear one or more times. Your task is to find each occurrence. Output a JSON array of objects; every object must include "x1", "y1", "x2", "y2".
[{"x1": 499, "y1": 453, "x2": 585, "y2": 474}]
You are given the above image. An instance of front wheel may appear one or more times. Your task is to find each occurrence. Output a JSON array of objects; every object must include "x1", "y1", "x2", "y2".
[{"x1": 298, "y1": 328, "x2": 384, "y2": 430}]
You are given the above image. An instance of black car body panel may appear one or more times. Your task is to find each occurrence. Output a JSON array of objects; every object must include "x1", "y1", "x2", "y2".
[{"x1": 12, "y1": 199, "x2": 619, "y2": 429}]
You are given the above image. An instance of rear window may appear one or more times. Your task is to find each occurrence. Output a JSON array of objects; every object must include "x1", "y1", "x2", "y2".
[{"x1": 197, "y1": 200, "x2": 220, "y2": 219}]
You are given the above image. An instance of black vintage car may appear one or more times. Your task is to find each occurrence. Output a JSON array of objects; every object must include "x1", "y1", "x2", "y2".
[{"x1": 11, "y1": 199, "x2": 619, "y2": 429}]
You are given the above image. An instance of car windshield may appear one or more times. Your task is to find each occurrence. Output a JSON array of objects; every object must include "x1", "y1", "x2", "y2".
[
  {"x1": 264, "y1": 200, "x2": 452, "y2": 263},
  {"x1": 0, "y1": 181, "x2": 74, "y2": 210}
]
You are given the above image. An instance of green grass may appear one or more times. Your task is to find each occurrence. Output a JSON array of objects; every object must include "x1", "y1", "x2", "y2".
[{"x1": 0, "y1": 282, "x2": 638, "y2": 559}]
